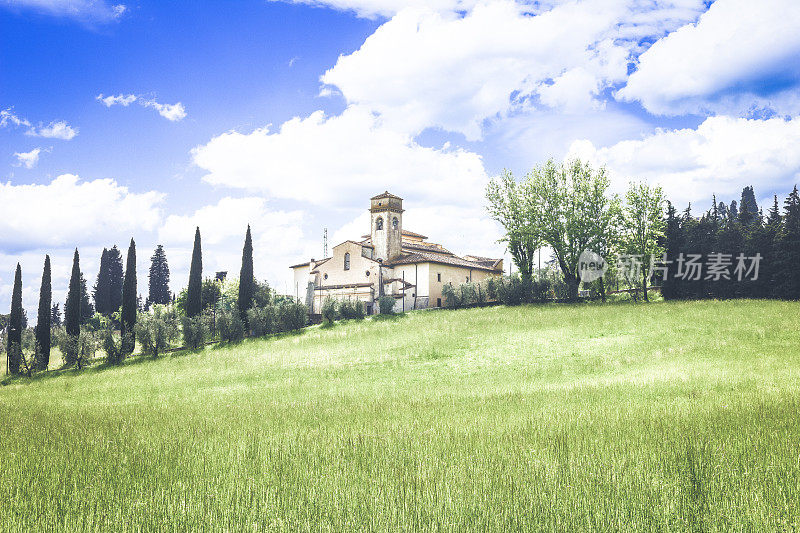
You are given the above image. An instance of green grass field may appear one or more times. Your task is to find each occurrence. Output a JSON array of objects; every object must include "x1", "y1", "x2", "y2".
[{"x1": 1, "y1": 300, "x2": 799, "y2": 531}]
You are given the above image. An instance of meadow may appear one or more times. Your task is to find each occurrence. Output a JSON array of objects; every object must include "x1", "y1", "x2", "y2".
[{"x1": 1, "y1": 300, "x2": 799, "y2": 531}]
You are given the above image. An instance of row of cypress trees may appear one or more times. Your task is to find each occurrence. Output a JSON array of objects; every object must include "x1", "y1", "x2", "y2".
[{"x1": 7, "y1": 225, "x2": 257, "y2": 375}]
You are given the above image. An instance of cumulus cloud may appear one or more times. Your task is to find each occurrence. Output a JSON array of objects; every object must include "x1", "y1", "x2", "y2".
[
  {"x1": 320, "y1": 0, "x2": 707, "y2": 140},
  {"x1": 1, "y1": 0, "x2": 127, "y2": 22},
  {"x1": 192, "y1": 105, "x2": 489, "y2": 208},
  {"x1": 2, "y1": 108, "x2": 78, "y2": 139},
  {"x1": 13, "y1": 147, "x2": 46, "y2": 168},
  {"x1": 27, "y1": 120, "x2": 78, "y2": 140},
  {"x1": 567, "y1": 115, "x2": 800, "y2": 208},
  {"x1": 158, "y1": 197, "x2": 309, "y2": 291},
  {"x1": 96, "y1": 93, "x2": 187, "y2": 121},
  {"x1": 619, "y1": 0, "x2": 800, "y2": 116},
  {"x1": 0, "y1": 174, "x2": 165, "y2": 252}
]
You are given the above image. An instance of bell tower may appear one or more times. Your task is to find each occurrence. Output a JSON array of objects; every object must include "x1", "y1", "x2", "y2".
[{"x1": 370, "y1": 191, "x2": 403, "y2": 261}]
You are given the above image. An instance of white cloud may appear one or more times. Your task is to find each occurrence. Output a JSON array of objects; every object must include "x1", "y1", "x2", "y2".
[
  {"x1": 2, "y1": 108, "x2": 78, "y2": 139},
  {"x1": 28, "y1": 120, "x2": 78, "y2": 140},
  {"x1": 192, "y1": 105, "x2": 489, "y2": 208},
  {"x1": 97, "y1": 93, "x2": 137, "y2": 107},
  {"x1": 141, "y1": 99, "x2": 187, "y2": 122},
  {"x1": 268, "y1": 0, "x2": 476, "y2": 19},
  {"x1": 158, "y1": 197, "x2": 308, "y2": 291},
  {"x1": 13, "y1": 147, "x2": 46, "y2": 169},
  {"x1": 320, "y1": 0, "x2": 707, "y2": 140},
  {"x1": 1, "y1": 108, "x2": 31, "y2": 129},
  {"x1": 2, "y1": 0, "x2": 127, "y2": 22},
  {"x1": 0, "y1": 174, "x2": 165, "y2": 252},
  {"x1": 618, "y1": 0, "x2": 800, "y2": 116},
  {"x1": 567, "y1": 115, "x2": 800, "y2": 208},
  {"x1": 96, "y1": 93, "x2": 187, "y2": 121}
]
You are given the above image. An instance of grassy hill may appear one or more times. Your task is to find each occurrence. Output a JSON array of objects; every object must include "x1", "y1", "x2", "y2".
[{"x1": 2, "y1": 300, "x2": 799, "y2": 530}]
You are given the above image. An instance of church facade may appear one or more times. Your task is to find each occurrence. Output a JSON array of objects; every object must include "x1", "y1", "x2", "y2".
[{"x1": 290, "y1": 192, "x2": 503, "y2": 314}]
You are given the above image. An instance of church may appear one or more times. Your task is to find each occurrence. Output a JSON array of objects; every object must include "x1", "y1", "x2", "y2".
[{"x1": 290, "y1": 192, "x2": 504, "y2": 314}]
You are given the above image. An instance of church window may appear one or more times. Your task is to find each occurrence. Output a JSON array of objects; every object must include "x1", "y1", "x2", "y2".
[
  {"x1": 437, "y1": 273, "x2": 441, "y2": 282},
  {"x1": 324, "y1": 273, "x2": 328, "y2": 280},
  {"x1": 392, "y1": 217, "x2": 399, "y2": 229},
  {"x1": 376, "y1": 217, "x2": 383, "y2": 230},
  {"x1": 365, "y1": 271, "x2": 371, "y2": 277},
  {"x1": 344, "y1": 253, "x2": 351, "y2": 270}
]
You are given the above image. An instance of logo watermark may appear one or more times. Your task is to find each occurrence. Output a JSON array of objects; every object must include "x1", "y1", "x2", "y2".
[{"x1": 578, "y1": 250, "x2": 608, "y2": 282}]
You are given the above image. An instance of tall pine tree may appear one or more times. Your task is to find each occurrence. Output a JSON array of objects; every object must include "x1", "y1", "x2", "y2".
[
  {"x1": 7, "y1": 264, "x2": 23, "y2": 375},
  {"x1": 186, "y1": 227, "x2": 203, "y2": 318},
  {"x1": 65, "y1": 249, "x2": 82, "y2": 337},
  {"x1": 238, "y1": 225, "x2": 254, "y2": 326},
  {"x1": 93, "y1": 248, "x2": 110, "y2": 314},
  {"x1": 121, "y1": 239, "x2": 138, "y2": 353},
  {"x1": 107, "y1": 245, "x2": 124, "y2": 314},
  {"x1": 777, "y1": 185, "x2": 800, "y2": 299},
  {"x1": 148, "y1": 245, "x2": 171, "y2": 306},
  {"x1": 35, "y1": 255, "x2": 51, "y2": 370}
]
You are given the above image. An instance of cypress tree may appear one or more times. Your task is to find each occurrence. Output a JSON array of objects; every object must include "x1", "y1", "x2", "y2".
[
  {"x1": 7, "y1": 264, "x2": 23, "y2": 375},
  {"x1": 79, "y1": 273, "x2": 94, "y2": 323},
  {"x1": 65, "y1": 249, "x2": 82, "y2": 337},
  {"x1": 121, "y1": 239, "x2": 137, "y2": 352},
  {"x1": 35, "y1": 255, "x2": 52, "y2": 370},
  {"x1": 51, "y1": 303, "x2": 61, "y2": 327},
  {"x1": 93, "y1": 248, "x2": 110, "y2": 315},
  {"x1": 186, "y1": 227, "x2": 203, "y2": 318},
  {"x1": 238, "y1": 225, "x2": 254, "y2": 326},
  {"x1": 148, "y1": 245, "x2": 171, "y2": 306},
  {"x1": 107, "y1": 246, "x2": 124, "y2": 314}
]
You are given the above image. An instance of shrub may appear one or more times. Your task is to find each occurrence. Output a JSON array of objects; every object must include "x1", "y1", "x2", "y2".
[
  {"x1": 321, "y1": 297, "x2": 339, "y2": 324},
  {"x1": 247, "y1": 306, "x2": 275, "y2": 337},
  {"x1": 136, "y1": 305, "x2": 180, "y2": 356},
  {"x1": 378, "y1": 295, "x2": 396, "y2": 315},
  {"x1": 459, "y1": 283, "x2": 477, "y2": 307},
  {"x1": 58, "y1": 329, "x2": 97, "y2": 369},
  {"x1": 102, "y1": 330, "x2": 123, "y2": 365},
  {"x1": 216, "y1": 308, "x2": 245, "y2": 343},
  {"x1": 442, "y1": 283, "x2": 459, "y2": 309},
  {"x1": 85, "y1": 312, "x2": 111, "y2": 332},
  {"x1": 530, "y1": 278, "x2": 552, "y2": 302},
  {"x1": 181, "y1": 315, "x2": 208, "y2": 350},
  {"x1": 486, "y1": 278, "x2": 497, "y2": 301},
  {"x1": 277, "y1": 301, "x2": 307, "y2": 332},
  {"x1": 339, "y1": 299, "x2": 365, "y2": 320}
]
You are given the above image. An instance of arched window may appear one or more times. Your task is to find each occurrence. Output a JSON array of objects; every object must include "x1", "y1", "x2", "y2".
[
  {"x1": 375, "y1": 217, "x2": 383, "y2": 230},
  {"x1": 392, "y1": 217, "x2": 399, "y2": 229},
  {"x1": 344, "y1": 252, "x2": 351, "y2": 270}
]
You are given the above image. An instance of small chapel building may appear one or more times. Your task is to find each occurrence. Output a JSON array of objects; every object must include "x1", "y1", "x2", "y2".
[{"x1": 290, "y1": 192, "x2": 503, "y2": 314}]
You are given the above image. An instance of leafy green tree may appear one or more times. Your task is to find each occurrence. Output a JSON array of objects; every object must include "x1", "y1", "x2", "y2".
[
  {"x1": 622, "y1": 182, "x2": 665, "y2": 302},
  {"x1": 186, "y1": 227, "x2": 203, "y2": 317},
  {"x1": 93, "y1": 248, "x2": 111, "y2": 314},
  {"x1": 121, "y1": 239, "x2": 137, "y2": 354},
  {"x1": 525, "y1": 159, "x2": 615, "y2": 300},
  {"x1": 7, "y1": 264, "x2": 23, "y2": 375},
  {"x1": 35, "y1": 255, "x2": 51, "y2": 370},
  {"x1": 148, "y1": 245, "x2": 171, "y2": 306},
  {"x1": 237, "y1": 225, "x2": 255, "y2": 327},
  {"x1": 486, "y1": 170, "x2": 540, "y2": 281},
  {"x1": 65, "y1": 249, "x2": 82, "y2": 337}
]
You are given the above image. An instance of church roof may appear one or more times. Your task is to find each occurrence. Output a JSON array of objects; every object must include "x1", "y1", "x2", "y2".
[
  {"x1": 371, "y1": 191, "x2": 402, "y2": 200},
  {"x1": 384, "y1": 251, "x2": 502, "y2": 271}
]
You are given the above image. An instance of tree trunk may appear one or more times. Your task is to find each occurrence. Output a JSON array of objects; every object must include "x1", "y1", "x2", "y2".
[
  {"x1": 642, "y1": 269, "x2": 649, "y2": 302},
  {"x1": 565, "y1": 276, "x2": 580, "y2": 301}
]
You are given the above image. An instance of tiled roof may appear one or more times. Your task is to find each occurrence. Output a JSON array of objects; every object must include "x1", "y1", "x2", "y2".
[
  {"x1": 384, "y1": 251, "x2": 502, "y2": 271},
  {"x1": 371, "y1": 191, "x2": 402, "y2": 200},
  {"x1": 402, "y1": 242, "x2": 452, "y2": 254}
]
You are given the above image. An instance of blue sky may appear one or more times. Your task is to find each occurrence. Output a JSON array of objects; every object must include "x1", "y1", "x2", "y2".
[{"x1": 2, "y1": 0, "x2": 800, "y2": 316}]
